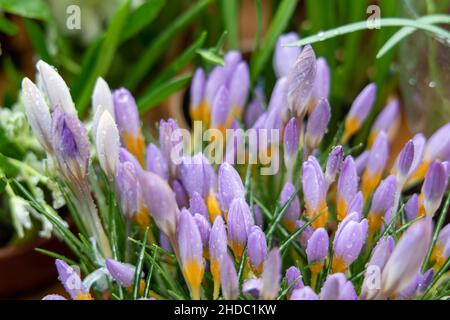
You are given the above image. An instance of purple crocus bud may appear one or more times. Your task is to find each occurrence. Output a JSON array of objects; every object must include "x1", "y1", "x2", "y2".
[
  {"x1": 287, "y1": 45, "x2": 317, "y2": 119},
  {"x1": 190, "y1": 68, "x2": 206, "y2": 122},
  {"x1": 244, "y1": 88, "x2": 266, "y2": 128},
  {"x1": 273, "y1": 32, "x2": 301, "y2": 78},
  {"x1": 348, "y1": 191, "x2": 363, "y2": 218},
  {"x1": 209, "y1": 216, "x2": 228, "y2": 299},
  {"x1": 380, "y1": 217, "x2": 433, "y2": 298},
  {"x1": 113, "y1": 88, "x2": 144, "y2": 164},
  {"x1": 140, "y1": 171, "x2": 180, "y2": 240},
  {"x1": 105, "y1": 259, "x2": 136, "y2": 288},
  {"x1": 267, "y1": 77, "x2": 288, "y2": 113},
  {"x1": 355, "y1": 150, "x2": 369, "y2": 175},
  {"x1": 302, "y1": 156, "x2": 328, "y2": 228},
  {"x1": 422, "y1": 160, "x2": 448, "y2": 216},
  {"x1": 92, "y1": 77, "x2": 115, "y2": 120},
  {"x1": 224, "y1": 51, "x2": 242, "y2": 81},
  {"x1": 247, "y1": 226, "x2": 267, "y2": 275},
  {"x1": 336, "y1": 156, "x2": 358, "y2": 221},
  {"x1": 178, "y1": 153, "x2": 213, "y2": 199},
  {"x1": 220, "y1": 253, "x2": 239, "y2": 300},
  {"x1": 159, "y1": 233, "x2": 172, "y2": 252},
  {"x1": 361, "y1": 236, "x2": 395, "y2": 300},
  {"x1": 305, "y1": 98, "x2": 331, "y2": 149},
  {"x1": 395, "y1": 140, "x2": 415, "y2": 183},
  {"x1": 312, "y1": 57, "x2": 330, "y2": 101},
  {"x1": 279, "y1": 181, "x2": 301, "y2": 232},
  {"x1": 42, "y1": 294, "x2": 67, "y2": 300},
  {"x1": 343, "y1": 83, "x2": 376, "y2": 142},
  {"x1": 242, "y1": 278, "x2": 263, "y2": 299},
  {"x1": 405, "y1": 194, "x2": 419, "y2": 222},
  {"x1": 306, "y1": 228, "x2": 329, "y2": 273},
  {"x1": 227, "y1": 197, "x2": 254, "y2": 260},
  {"x1": 172, "y1": 179, "x2": 189, "y2": 209},
  {"x1": 431, "y1": 223, "x2": 450, "y2": 269},
  {"x1": 332, "y1": 217, "x2": 368, "y2": 272},
  {"x1": 295, "y1": 220, "x2": 314, "y2": 249},
  {"x1": 37, "y1": 60, "x2": 76, "y2": 115},
  {"x1": 55, "y1": 259, "x2": 91, "y2": 300},
  {"x1": 418, "y1": 269, "x2": 434, "y2": 293},
  {"x1": 119, "y1": 147, "x2": 142, "y2": 172},
  {"x1": 189, "y1": 192, "x2": 209, "y2": 220},
  {"x1": 290, "y1": 287, "x2": 319, "y2": 300},
  {"x1": 205, "y1": 66, "x2": 226, "y2": 109},
  {"x1": 51, "y1": 107, "x2": 90, "y2": 184},
  {"x1": 423, "y1": 122, "x2": 450, "y2": 164},
  {"x1": 369, "y1": 99, "x2": 400, "y2": 145},
  {"x1": 115, "y1": 161, "x2": 139, "y2": 219},
  {"x1": 261, "y1": 248, "x2": 281, "y2": 300},
  {"x1": 96, "y1": 110, "x2": 120, "y2": 179},
  {"x1": 362, "y1": 131, "x2": 389, "y2": 200},
  {"x1": 146, "y1": 143, "x2": 169, "y2": 181},
  {"x1": 21, "y1": 78, "x2": 53, "y2": 153},
  {"x1": 283, "y1": 117, "x2": 300, "y2": 160},
  {"x1": 320, "y1": 273, "x2": 357, "y2": 300},
  {"x1": 325, "y1": 145, "x2": 344, "y2": 187},
  {"x1": 253, "y1": 204, "x2": 264, "y2": 228},
  {"x1": 229, "y1": 62, "x2": 250, "y2": 116},
  {"x1": 367, "y1": 175, "x2": 397, "y2": 233},
  {"x1": 409, "y1": 133, "x2": 426, "y2": 177},
  {"x1": 178, "y1": 209, "x2": 205, "y2": 300},
  {"x1": 211, "y1": 85, "x2": 231, "y2": 131},
  {"x1": 286, "y1": 266, "x2": 304, "y2": 294},
  {"x1": 193, "y1": 213, "x2": 211, "y2": 252},
  {"x1": 218, "y1": 162, "x2": 245, "y2": 214}
]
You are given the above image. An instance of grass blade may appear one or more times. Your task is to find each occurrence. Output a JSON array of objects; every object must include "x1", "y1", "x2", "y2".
[
  {"x1": 220, "y1": 0, "x2": 238, "y2": 49},
  {"x1": 133, "y1": 227, "x2": 149, "y2": 299}
]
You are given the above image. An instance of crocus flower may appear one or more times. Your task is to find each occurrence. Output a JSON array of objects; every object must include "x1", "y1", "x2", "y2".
[
  {"x1": 218, "y1": 162, "x2": 245, "y2": 216},
  {"x1": 210, "y1": 85, "x2": 232, "y2": 132},
  {"x1": 273, "y1": 32, "x2": 301, "y2": 78},
  {"x1": 96, "y1": 110, "x2": 120, "y2": 180},
  {"x1": 119, "y1": 147, "x2": 142, "y2": 173},
  {"x1": 189, "y1": 192, "x2": 209, "y2": 220},
  {"x1": 305, "y1": 98, "x2": 331, "y2": 150},
  {"x1": 209, "y1": 216, "x2": 228, "y2": 299},
  {"x1": 242, "y1": 278, "x2": 263, "y2": 299},
  {"x1": 267, "y1": 77, "x2": 288, "y2": 113},
  {"x1": 295, "y1": 220, "x2": 314, "y2": 249},
  {"x1": 189, "y1": 68, "x2": 207, "y2": 123},
  {"x1": 302, "y1": 156, "x2": 328, "y2": 228},
  {"x1": 394, "y1": 139, "x2": 415, "y2": 184},
  {"x1": 92, "y1": 77, "x2": 115, "y2": 120},
  {"x1": 325, "y1": 145, "x2": 344, "y2": 187},
  {"x1": 290, "y1": 287, "x2": 319, "y2": 300},
  {"x1": 172, "y1": 179, "x2": 189, "y2": 209},
  {"x1": 261, "y1": 248, "x2": 281, "y2": 300},
  {"x1": 431, "y1": 223, "x2": 450, "y2": 269},
  {"x1": 279, "y1": 181, "x2": 301, "y2": 232},
  {"x1": 355, "y1": 150, "x2": 369, "y2": 175},
  {"x1": 348, "y1": 191, "x2": 363, "y2": 218},
  {"x1": 51, "y1": 106, "x2": 90, "y2": 184},
  {"x1": 285, "y1": 266, "x2": 304, "y2": 297},
  {"x1": 306, "y1": 228, "x2": 329, "y2": 275},
  {"x1": 159, "y1": 118, "x2": 182, "y2": 178},
  {"x1": 21, "y1": 78, "x2": 53, "y2": 153},
  {"x1": 228, "y1": 61, "x2": 250, "y2": 118},
  {"x1": 361, "y1": 131, "x2": 389, "y2": 199},
  {"x1": 54, "y1": 259, "x2": 92, "y2": 300},
  {"x1": 369, "y1": 99, "x2": 400, "y2": 146},
  {"x1": 287, "y1": 45, "x2": 317, "y2": 119},
  {"x1": 283, "y1": 117, "x2": 300, "y2": 178},
  {"x1": 223, "y1": 51, "x2": 242, "y2": 81},
  {"x1": 140, "y1": 171, "x2": 179, "y2": 241},
  {"x1": 178, "y1": 153, "x2": 214, "y2": 199},
  {"x1": 37, "y1": 60, "x2": 76, "y2": 115},
  {"x1": 320, "y1": 273, "x2": 357, "y2": 300},
  {"x1": 312, "y1": 57, "x2": 330, "y2": 102},
  {"x1": 247, "y1": 226, "x2": 267, "y2": 275},
  {"x1": 227, "y1": 197, "x2": 254, "y2": 260},
  {"x1": 220, "y1": 253, "x2": 238, "y2": 300},
  {"x1": 146, "y1": 143, "x2": 169, "y2": 181},
  {"x1": 177, "y1": 209, "x2": 205, "y2": 300},
  {"x1": 409, "y1": 133, "x2": 426, "y2": 177},
  {"x1": 367, "y1": 175, "x2": 397, "y2": 234},
  {"x1": 244, "y1": 87, "x2": 265, "y2": 128},
  {"x1": 332, "y1": 215, "x2": 368, "y2": 272},
  {"x1": 342, "y1": 83, "x2": 376, "y2": 142},
  {"x1": 113, "y1": 88, "x2": 144, "y2": 164},
  {"x1": 115, "y1": 161, "x2": 139, "y2": 220},
  {"x1": 105, "y1": 259, "x2": 136, "y2": 288},
  {"x1": 405, "y1": 194, "x2": 419, "y2": 222},
  {"x1": 336, "y1": 156, "x2": 358, "y2": 221},
  {"x1": 204, "y1": 66, "x2": 226, "y2": 123},
  {"x1": 380, "y1": 217, "x2": 432, "y2": 298},
  {"x1": 422, "y1": 160, "x2": 448, "y2": 216},
  {"x1": 253, "y1": 204, "x2": 264, "y2": 228},
  {"x1": 193, "y1": 213, "x2": 211, "y2": 255}
]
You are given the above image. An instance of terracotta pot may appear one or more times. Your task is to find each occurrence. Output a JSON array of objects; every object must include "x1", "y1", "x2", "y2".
[{"x1": 0, "y1": 236, "x2": 69, "y2": 298}]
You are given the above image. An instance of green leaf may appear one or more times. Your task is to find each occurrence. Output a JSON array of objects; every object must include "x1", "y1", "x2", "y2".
[
  {"x1": 0, "y1": 16, "x2": 18, "y2": 36},
  {"x1": 75, "y1": 0, "x2": 130, "y2": 115},
  {"x1": 0, "y1": 0, "x2": 50, "y2": 20},
  {"x1": 121, "y1": 0, "x2": 166, "y2": 42},
  {"x1": 23, "y1": 19, "x2": 53, "y2": 64},
  {"x1": 220, "y1": 0, "x2": 238, "y2": 49},
  {"x1": 133, "y1": 227, "x2": 149, "y2": 299},
  {"x1": 197, "y1": 49, "x2": 224, "y2": 66},
  {"x1": 137, "y1": 72, "x2": 192, "y2": 113},
  {"x1": 35, "y1": 248, "x2": 77, "y2": 266},
  {"x1": 250, "y1": 0, "x2": 299, "y2": 82},
  {"x1": 125, "y1": 0, "x2": 213, "y2": 90}
]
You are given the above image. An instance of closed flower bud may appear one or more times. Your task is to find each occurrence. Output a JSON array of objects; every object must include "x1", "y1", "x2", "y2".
[
  {"x1": 92, "y1": 77, "x2": 115, "y2": 120},
  {"x1": 211, "y1": 85, "x2": 232, "y2": 132},
  {"x1": 283, "y1": 118, "x2": 300, "y2": 177},
  {"x1": 305, "y1": 98, "x2": 331, "y2": 149},
  {"x1": 178, "y1": 209, "x2": 204, "y2": 299},
  {"x1": 205, "y1": 67, "x2": 226, "y2": 118},
  {"x1": 193, "y1": 213, "x2": 211, "y2": 253},
  {"x1": 244, "y1": 87, "x2": 265, "y2": 128},
  {"x1": 242, "y1": 278, "x2": 263, "y2": 299},
  {"x1": 96, "y1": 111, "x2": 119, "y2": 179},
  {"x1": 286, "y1": 266, "x2": 304, "y2": 294},
  {"x1": 422, "y1": 160, "x2": 448, "y2": 216},
  {"x1": 362, "y1": 131, "x2": 389, "y2": 200},
  {"x1": 220, "y1": 253, "x2": 239, "y2": 300},
  {"x1": 279, "y1": 181, "x2": 301, "y2": 232},
  {"x1": 405, "y1": 194, "x2": 419, "y2": 222},
  {"x1": 172, "y1": 179, "x2": 189, "y2": 209},
  {"x1": 312, "y1": 57, "x2": 330, "y2": 101},
  {"x1": 336, "y1": 156, "x2": 358, "y2": 221},
  {"x1": 261, "y1": 248, "x2": 281, "y2": 300},
  {"x1": 178, "y1": 153, "x2": 214, "y2": 199},
  {"x1": 267, "y1": 77, "x2": 288, "y2": 113},
  {"x1": 369, "y1": 99, "x2": 400, "y2": 146},
  {"x1": 146, "y1": 143, "x2": 169, "y2": 181},
  {"x1": 105, "y1": 259, "x2": 136, "y2": 288},
  {"x1": 273, "y1": 32, "x2": 301, "y2": 78},
  {"x1": 348, "y1": 191, "x2": 363, "y2": 219},
  {"x1": 295, "y1": 220, "x2": 314, "y2": 249},
  {"x1": 247, "y1": 226, "x2": 267, "y2": 275},
  {"x1": 189, "y1": 68, "x2": 207, "y2": 122},
  {"x1": 395, "y1": 140, "x2": 415, "y2": 183},
  {"x1": 325, "y1": 145, "x2": 344, "y2": 187},
  {"x1": 189, "y1": 192, "x2": 209, "y2": 220},
  {"x1": 355, "y1": 150, "x2": 369, "y2": 175},
  {"x1": 55, "y1": 259, "x2": 91, "y2": 300},
  {"x1": 307, "y1": 228, "x2": 329, "y2": 273},
  {"x1": 431, "y1": 223, "x2": 450, "y2": 269},
  {"x1": 228, "y1": 62, "x2": 250, "y2": 117},
  {"x1": 209, "y1": 216, "x2": 228, "y2": 299},
  {"x1": 320, "y1": 273, "x2": 357, "y2": 300},
  {"x1": 367, "y1": 175, "x2": 397, "y2": 233},
  {"x1": 159, "y1": 118, "x2": 181, "y2": 178},
  {"x1": 218, "y1": 162, "x2": 245, "y2": 214},
  {"x1": 227, "y1": 197, "x2": 254, "y2": 260},
  {"x1": 290, "y1": 286, "x2": 319, "y2": 300},
  {"x1": 115, "y1": 161, "x2": 139, "y2": 219}
]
